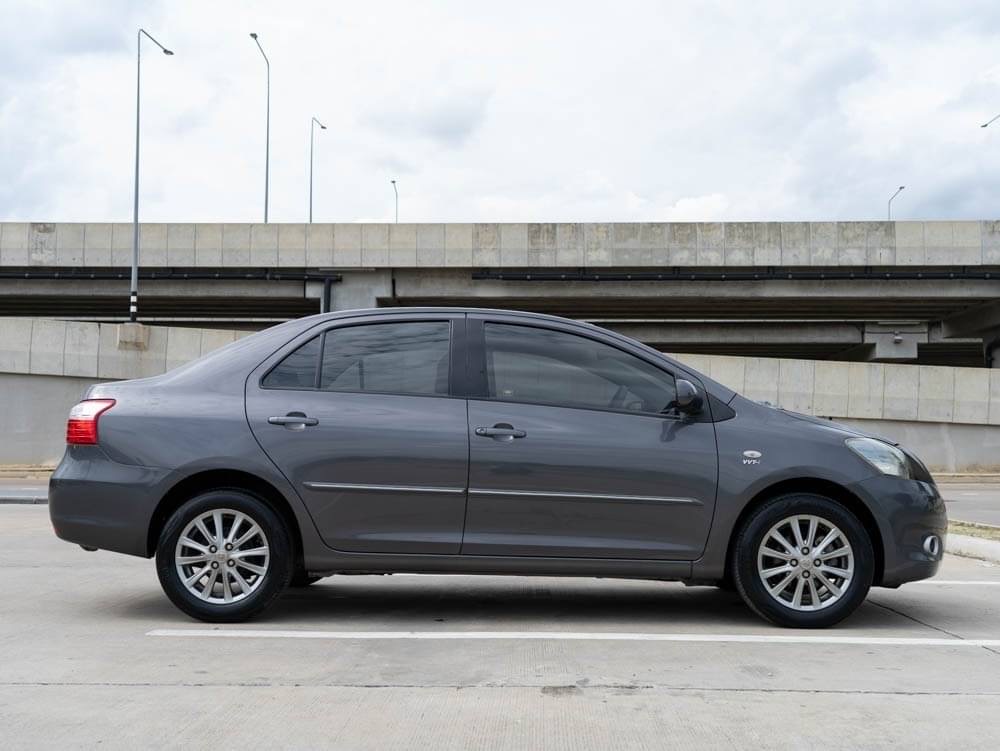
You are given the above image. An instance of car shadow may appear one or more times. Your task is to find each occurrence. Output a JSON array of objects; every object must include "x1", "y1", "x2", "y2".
[
  {"x1": 265, "y1": 578, "x2": 756, "y2": 627},
  {"x1": 107, "y1": 575, "x2": 917, "y2": 631}
]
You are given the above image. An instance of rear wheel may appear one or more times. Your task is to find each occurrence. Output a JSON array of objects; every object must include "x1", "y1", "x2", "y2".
[
  {"x1": 155, "y1": 490, "x2": 292, "y2": 622},
  {"x1": 731, "y1": 494, "x2": 874, "y2": 628}
]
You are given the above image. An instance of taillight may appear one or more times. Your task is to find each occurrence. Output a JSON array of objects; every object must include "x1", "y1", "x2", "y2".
[{"x1": 66, "y1": 399, "x2": 116, "y2": 445}]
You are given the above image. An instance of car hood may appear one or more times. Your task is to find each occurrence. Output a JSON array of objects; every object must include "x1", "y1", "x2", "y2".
[{"x1": 773, "y1": 407, "x2": 900, "y2": 446}]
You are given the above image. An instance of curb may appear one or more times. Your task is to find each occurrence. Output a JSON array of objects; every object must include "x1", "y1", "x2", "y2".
[
  {"x1": 0, "y1": 465, "x2": 55, "y2": 480},
  {"x1": 0, "y1": 496, "x2": 47, "y2": 505},
  {"x1": 948, "y1": 534, "x2": 1000, "y2": 564},
  {"x1": 936, "y1": 474, "x2": 1000, "y2": 484}
]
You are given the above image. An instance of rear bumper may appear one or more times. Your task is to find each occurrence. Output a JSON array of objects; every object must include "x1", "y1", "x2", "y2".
[
  {"x1": 849, "y1": 475, "x2": 947, "y2": 587},
  {"x1": 49, "y1": 446, "x2": 170, "y2": 557}
]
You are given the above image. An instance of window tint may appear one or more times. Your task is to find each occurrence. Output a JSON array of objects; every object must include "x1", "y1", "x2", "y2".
[
  {"x1": 320, "y1": 322, "x2": 451, "y2": 396},
  {"x1": 484, "y1": 324, "x2": 676, "y2": 413},
  {"x1": 261, "y1": 335, "x2": 321, "y2": 389}
]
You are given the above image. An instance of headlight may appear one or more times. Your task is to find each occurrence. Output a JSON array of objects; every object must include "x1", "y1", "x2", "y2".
[{"x1": 846, "y1": 437, "x2": 912, "y2": 479}]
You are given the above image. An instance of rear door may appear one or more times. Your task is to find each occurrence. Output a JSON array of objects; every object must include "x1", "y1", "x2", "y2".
[
  {"x1": 462, "y1": 317, "x2": 718, "y2": 560},
  {"x1": 246, "y1": 313, "x2": 469, "y2": 554}
]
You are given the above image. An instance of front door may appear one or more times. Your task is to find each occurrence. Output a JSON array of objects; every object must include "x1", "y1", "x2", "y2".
[
  {"x1": 462, "y1": 319, "x2": 718, "y2": 560},
  {"x1": 246, "y1": 315, "x2": 469, "y2": 554}
]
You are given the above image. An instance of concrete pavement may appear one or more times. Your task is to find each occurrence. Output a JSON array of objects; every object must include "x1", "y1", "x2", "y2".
[
  {"x1": 3, "y1": 504, "x2": 1000, "y2": 748},
  {"x1": 937, "y1": 483, "x2": 1000, "y2": 527},
  {"x1": 0, "y1": 477, "x2": 47, "y2": 503}
]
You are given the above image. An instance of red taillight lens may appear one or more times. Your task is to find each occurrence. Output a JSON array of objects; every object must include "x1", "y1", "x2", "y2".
[{"x1": 66, "y1": 399, "x2": 116, "y2": 445}]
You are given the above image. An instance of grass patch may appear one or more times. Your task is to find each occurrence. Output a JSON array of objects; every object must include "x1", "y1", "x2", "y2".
[{"x1": 949, "y1": 520, "x2": 1000, "y2": 542}]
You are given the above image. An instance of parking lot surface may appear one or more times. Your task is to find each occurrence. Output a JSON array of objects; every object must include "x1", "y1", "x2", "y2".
[
  {"x1": 0, "y1": 478, "x2": 47, "y2": 504},
  {"x1": 3, "y1": 504, "x2": 1000, "y2": 749},
  {"x1": 940, "y1": 482, "x2": 1000, "y2": 527}
]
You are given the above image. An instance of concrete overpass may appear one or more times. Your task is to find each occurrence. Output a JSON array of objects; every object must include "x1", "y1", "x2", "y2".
[{"x1": 2, "y1": 220, "x2": 998, "y2": 366}]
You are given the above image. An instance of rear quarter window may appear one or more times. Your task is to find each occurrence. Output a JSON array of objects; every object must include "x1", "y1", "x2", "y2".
[{"x1": 261, "y1": 336, "x2": 321, "y2": 389}]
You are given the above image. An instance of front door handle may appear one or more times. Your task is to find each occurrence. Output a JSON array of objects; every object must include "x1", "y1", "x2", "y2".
[
  {"x1": 475, "y1": 424, "x2": 526, "y2": 440},
  {"x1": 268, "y1": 412, "x2": 319, "y2": 430}
]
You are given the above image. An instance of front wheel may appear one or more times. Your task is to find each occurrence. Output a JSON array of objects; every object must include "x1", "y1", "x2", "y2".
[
  {"x1": 731, "y1": 494, "x2": 874, "y2": 628},
  {"x1": 155, "y1": 490, "x2": 292, "y2": 623}
]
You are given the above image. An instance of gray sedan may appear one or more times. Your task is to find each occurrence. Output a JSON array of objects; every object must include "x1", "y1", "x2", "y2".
[{"x1": 49, "y1": 308, "x2": 946, "y2": 627}]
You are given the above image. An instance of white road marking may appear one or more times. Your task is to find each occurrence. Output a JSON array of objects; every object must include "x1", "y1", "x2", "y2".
[
  {"x1": 911, "y1": 580, "x2": 1000, "y2": 585},
  {"x1": 148, "y1": 629, "x2": 1000, "y2": 647}
]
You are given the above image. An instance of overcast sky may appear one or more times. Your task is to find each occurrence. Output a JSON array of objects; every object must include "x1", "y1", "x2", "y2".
[{"x1": 2, "y1": 1, "x2": 999, "y2": 224}]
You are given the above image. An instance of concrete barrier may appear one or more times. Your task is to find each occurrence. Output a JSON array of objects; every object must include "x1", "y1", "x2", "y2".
[
  {"x1": 668, "y1": 353, "x2": 1000, "y2": 427},
  {"x1": 1, "y1": 318, "x2": 998, "y2": 469},
  {"x1": 0, "y1": 318, "x2": 250, "y2": 381}
]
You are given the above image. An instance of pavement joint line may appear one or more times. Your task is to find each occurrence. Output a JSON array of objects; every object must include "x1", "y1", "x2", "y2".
[
  {"x1": 867, "y1": 600, "x2": 969, "y2": 643},
  {"x1": 148, "y1": 629, "x2": 1000, "y2": 647},
  {"x1": 3, "y1": 681, "x2": 1000, "y2": 697}
]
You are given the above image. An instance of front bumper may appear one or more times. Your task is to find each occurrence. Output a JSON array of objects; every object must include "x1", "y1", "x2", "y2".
[
  {"x1": 49, "y1": 446, "x2": 172, "y2": 558},
  {"x1": 850, "y1": 475, "x2": 947, "y2": 587}
]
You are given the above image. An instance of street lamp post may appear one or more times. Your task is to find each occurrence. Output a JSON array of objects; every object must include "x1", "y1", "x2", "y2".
[
  {"x1": 391, "y1": 179, "x2": 398, "y2": 223},
  {"x1": 250, "y1": 33, "x2": 270, "y2": 223},
  {"x1": 888, "y1": 185, "x2": 905, "y2": 221},
  {"x1": 982, "y1": 113, "x2": 1000, "y2": 128},
  {"x1": 131, "y1": 29, "x2": 173, "y2": 323},
  {"x1": 309, "y1": 117, "x2": 326, "y2": 223}
]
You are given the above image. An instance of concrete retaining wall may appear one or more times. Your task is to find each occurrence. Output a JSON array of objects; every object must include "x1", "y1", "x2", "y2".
[
  {"x1": 0, "y1": 318, "x2": 251, "y2": 382},
  {"x1": 0, "y1": 373, "x2": 108, "y2": 465},
  {"x1": 3, "y1": 220, "x2": 1000, "y2": 269},
  {"x1": 669, "y1": 353, "x2": 1000, "y2": 427},
  {"x1": 2, "y1": 370, "x2": 995, "y2": 471},
  {"x1": 3, "y1": 318, "x2": 999, "y2": 425},
  {"x1": 833, "y1": 419, "x2": 1000, "y2": 473},
  {"x1": 2, "y1": 318, "x2": 999, "y2": 469}
]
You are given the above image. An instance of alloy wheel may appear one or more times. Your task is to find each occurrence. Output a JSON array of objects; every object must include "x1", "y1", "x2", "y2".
[
  {"x1": 756, "y1": 514, "x2": 855, "y2": 612},
  {"x1": 174, "y1": 508, "x2": 271, "y2": 604}
]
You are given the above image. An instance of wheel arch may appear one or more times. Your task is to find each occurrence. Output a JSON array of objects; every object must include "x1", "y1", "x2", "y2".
[
  {"x1": 724, "y1": 477, "x2": 885, "y2": 586},
  {"x1": 146, "y1": 469, "x2": 304, "y2": 567}
]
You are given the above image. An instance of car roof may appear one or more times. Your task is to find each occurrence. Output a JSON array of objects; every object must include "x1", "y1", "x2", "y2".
[{"x1": 298, "y1": 306, "x2": 600, "y2": 327}]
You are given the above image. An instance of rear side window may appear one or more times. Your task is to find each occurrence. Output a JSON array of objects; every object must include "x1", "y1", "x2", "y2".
[
  {"x1": 320, "y1": 322, "x2": 451, "y2": 395},
  {"x1": 261, "y1": 335, "x2": 321, "y2": 389}
]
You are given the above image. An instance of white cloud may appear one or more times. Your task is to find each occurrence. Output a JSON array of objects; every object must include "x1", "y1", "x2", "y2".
[{"x1": 1, "y1": 0, "x2": 999, "y2": 223}]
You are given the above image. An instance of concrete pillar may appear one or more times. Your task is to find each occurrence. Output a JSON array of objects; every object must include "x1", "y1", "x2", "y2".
[
  {"x1": 862, "y1": 323, "x2": 928, "y2": 362},
  {"x1": 985, "y1": 331, "x2": 1000, "y2": 368},
  {"x1": 305, "y1": 270, "x2": 392, "y2": 313}
]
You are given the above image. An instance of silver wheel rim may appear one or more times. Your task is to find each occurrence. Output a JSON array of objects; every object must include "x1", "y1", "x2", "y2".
[
  {"x1": 174, "y1": 508, "x2": 270, "y2": 604},
  {"x1": 756, "y1": 514, "x2": 855, "y2": 612}
]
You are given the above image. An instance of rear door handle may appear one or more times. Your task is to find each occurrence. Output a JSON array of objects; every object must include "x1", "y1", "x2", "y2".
[
  {"x1": 268, "y1": 412, "x2": 319, "y2": 429},
  {"x1": 475, "y1": 425, "x2": 526, "y2": 439}
]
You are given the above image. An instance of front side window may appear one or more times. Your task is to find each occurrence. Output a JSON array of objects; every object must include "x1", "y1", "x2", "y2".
[
  {"x1": 484, "y1": 324, "x2": 676, "y2": 413},
  {"x1": 320, "y1": 321, "x2": 451, "y2": 396}
]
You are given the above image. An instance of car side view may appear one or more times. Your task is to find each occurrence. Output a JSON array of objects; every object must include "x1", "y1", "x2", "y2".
[{"x1": 49, "y1": 308, "x2": 946, "y2": 627}]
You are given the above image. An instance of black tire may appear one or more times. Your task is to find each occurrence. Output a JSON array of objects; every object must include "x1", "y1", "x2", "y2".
[
  {"x1": 155, "y1": 490, "x2": 292, "y2": 623},
  {"x1": 730, "y1": 493, "x2": 874, "y2": 628},
  {"x1": 289, "y1": 572, "x2": 322, "y2": 588}
]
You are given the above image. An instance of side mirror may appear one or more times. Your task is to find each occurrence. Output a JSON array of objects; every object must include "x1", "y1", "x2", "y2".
[{"x1": 674, "y1": 379, "x2": 703, "y2": 414}]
